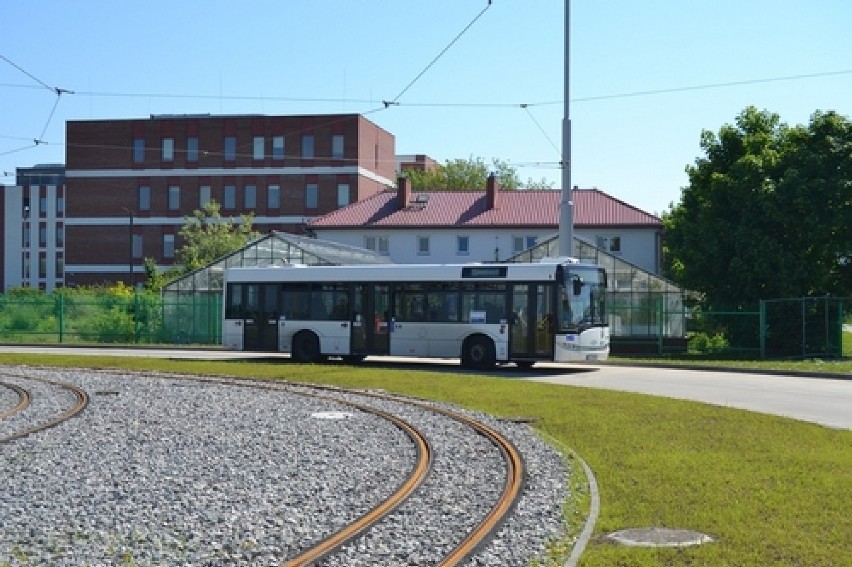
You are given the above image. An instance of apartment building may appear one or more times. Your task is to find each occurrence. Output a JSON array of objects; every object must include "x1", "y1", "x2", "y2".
[{"x1": 2, "y1": 113, "x2": 396, "y2": 290}]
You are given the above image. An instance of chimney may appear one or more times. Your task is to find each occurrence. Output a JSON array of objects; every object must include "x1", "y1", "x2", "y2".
[
  {"x1": 486, "y1": 172, "x2": 500, "y2": 210},
  {"x1": 397, "y1": 176, "x2": 411, "y2": 210}
]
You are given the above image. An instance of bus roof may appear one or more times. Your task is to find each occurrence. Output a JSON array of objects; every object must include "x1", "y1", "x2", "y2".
[{"x1": 224, "y1": 261, "x2": 601, "y2": 284}]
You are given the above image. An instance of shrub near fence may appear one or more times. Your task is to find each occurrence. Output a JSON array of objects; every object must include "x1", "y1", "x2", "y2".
[{"x1": 0, "y1": 287, "x2": 221, "y2": 346}]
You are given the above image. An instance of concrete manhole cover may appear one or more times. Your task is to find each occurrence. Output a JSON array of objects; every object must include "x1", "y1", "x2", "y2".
[{"x1": 605, "y1": 527, "x2": 713, "y2": 548}]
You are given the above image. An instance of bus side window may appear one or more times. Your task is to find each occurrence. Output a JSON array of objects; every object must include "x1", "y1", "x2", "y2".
[{"x1": 226, "y1": 284, "x2": 243, "y2": 319}]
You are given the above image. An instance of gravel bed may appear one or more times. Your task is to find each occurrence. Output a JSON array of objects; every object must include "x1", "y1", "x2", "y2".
[{"x1": 0, "y1": 366, "x2": 571, "y2": 566}]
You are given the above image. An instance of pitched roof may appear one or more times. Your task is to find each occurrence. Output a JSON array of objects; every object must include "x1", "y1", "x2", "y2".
[{"x1": 309, "y1": 188, "x2": 661, "y2": 229}]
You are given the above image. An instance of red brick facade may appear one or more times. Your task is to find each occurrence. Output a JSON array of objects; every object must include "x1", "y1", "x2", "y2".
[{"x1": 60, "y1": 113, "x2": 396, "y2": 286}]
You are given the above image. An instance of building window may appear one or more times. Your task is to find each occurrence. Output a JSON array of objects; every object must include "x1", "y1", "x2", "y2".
[
  {"x1": 39, "y1": 253, "x2": 46, "y2": 279},
  {"x1": 133, "y1": 138, "x2": 145, "y2": 163},
  {"x1": 244, "y1": 185, "x2": 256, "y2": 209},
  {"x1": 22, "y1": 225, "x2": 30, "y2": 247},
  {"x1": 39, "y1": 224, "x2": 47, "y2": 247},
  {"x1": 332, "y1": 134, "x2": 344, "y2": 159},
  {"x1": 132, "y1": 234, "x2": 143, "y2": 259},
  {"x1": 272, "y1": 136, "x2": 285, "y2": 160},
  {"x1": 139, "y1": 185, "x2": 151, "y2": 211},
  {"x1": 302, "y1": 135, "x2": 314, "y2": 159},
  {"x1": 224, "y1": 136, "x2": 236, "y2": 161},
  {"x1": 56, "y1": 194, "x2": 65, "y2": 216},
  {"x1": 364, "y1": 235, "x2": 389, "y2": 256},
  {"x1": 163, "y1": 234, "x2": 175, "y2": 259},
  {"x1": 610, "y1": 236, "x2": 622, "y2": 253},
  {"x1": 457, "y1": 236, "x2": 469, "y2": 255},
  {"x1": 199, "y1": 185, "x2": 211, "y2": 207},
  {"x1": 187, "y1": 137, "x2": 199, "y2": 162},
  {"x1": 162, "y1": 138, "x2": 174, "y2": 161},
  {"x1": 513, "y1": 235, "x2": 537, "y2": 254},
  {"x1": 305, "y1": 183, "x2": 318, "y2": 209},
  {"x1": 596, "y1": 235, "x2": 622, "y2": 254},
  {"x1": 224, "y1": 185, "x2": 236, "y2": 209},
  {"x1": 336, "y1": 183, "x2": 350, "y2": 207},
  {"x1": 39, "y1": 196, "x2": 47, "y2": 217},
  {"x1": 253, "y1": 136, "x2": 264, "y2": 160},
  {"x1": 56, "y1": 224, "x2": 64, "y2": 247},
  {"x1": 55, "y1": 253, "x2": 64, "y2": 278},
  {"x1": 168, "y1": 186, "x2": 181, "y2": 210},
  {"x1": 417, "y1": 236, "x2": 430, "y2": 256},
  {"x1": 267, "y1": 184, "x2": 280, "y2": 209}
]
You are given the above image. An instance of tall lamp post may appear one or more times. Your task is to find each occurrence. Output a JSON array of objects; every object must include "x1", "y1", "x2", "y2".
[{"x1": 558, "y1": 0, "x2": 573, "y2": 258}]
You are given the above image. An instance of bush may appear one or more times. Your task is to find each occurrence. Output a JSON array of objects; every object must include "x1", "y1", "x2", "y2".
[{"x1": 688, "y1": 331, "x2": 730, "y2": 353}]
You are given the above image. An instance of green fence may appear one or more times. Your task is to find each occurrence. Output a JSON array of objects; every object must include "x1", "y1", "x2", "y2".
[
  {"x1": 0, "y1": 292, "x2": 222, "y2": 345},
  {"x1": 685, "y1": 297, "x2": 849, "y2": 359},
  {"x1": 0, "y1": 291, "x2": 846, "y2": 359}
]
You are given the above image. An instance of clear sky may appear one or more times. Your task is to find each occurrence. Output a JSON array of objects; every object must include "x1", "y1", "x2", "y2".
[{"x1": 2, "y1": 0, "x2": 850, "y2": 216}]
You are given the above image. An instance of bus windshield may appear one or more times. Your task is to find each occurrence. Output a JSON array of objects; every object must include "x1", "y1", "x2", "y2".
[{"x1": 558, "y1": 266, "x2": 607, "y2": 331}]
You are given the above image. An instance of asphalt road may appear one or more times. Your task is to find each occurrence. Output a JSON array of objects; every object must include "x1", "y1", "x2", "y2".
[{"x1": 1, "y1": 346, "x2": 849, "y2": 429}]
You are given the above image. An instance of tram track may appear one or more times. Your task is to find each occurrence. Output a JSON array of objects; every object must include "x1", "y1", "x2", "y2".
[
  {"x1": 1, "y1": 368, "x2": 555, "y2": 566},
  {"x1": 173, "y1": 375, "x2": 526, "y2": 566},
  {"x1": 273, "y1": 381, "x2": 526, "y2": 567},
  {"x1": 0, "y1": 371, "x2": 89, "y2": 444}
]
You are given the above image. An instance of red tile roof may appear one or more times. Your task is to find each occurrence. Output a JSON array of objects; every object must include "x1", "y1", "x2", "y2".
[{"x1": 309, "y1": 188, "x2": 661, "y2": 229}]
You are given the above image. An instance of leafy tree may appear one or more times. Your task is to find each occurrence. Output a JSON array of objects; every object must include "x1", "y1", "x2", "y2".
[
  {"x1": 142, "y1": 257, "x2": 180, "y2": 292},
  {"x1": 522, "y1": 176, "x2": 556, "y2": 190},
  {"x1": 176, "y1": 200, "x2": 261, "y2": 272},
  {"x1": 664, "y1": 106, "x2": 852, "y2": 308},
  {"x1": 405, "y1": 156, "x2": 521, "y2": 190}
]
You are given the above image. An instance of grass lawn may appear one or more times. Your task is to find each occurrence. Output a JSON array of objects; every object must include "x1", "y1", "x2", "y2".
[{"x1": 1, "y1": 353, "x2": 849, "y2": 567}]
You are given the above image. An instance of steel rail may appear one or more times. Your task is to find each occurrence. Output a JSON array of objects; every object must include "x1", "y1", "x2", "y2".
[
  {"x1": 280, "y1": 394, "x2": 432, "y2": 567},
  {"x1": 275, "y1": 382, "x2": 526, "y2": 567},
  {"x1": 0, "y1": 381, "x2": 31, "y2": 419},
  {"x1": 0, "y1": 372, "x2": 90, "y2": 443}
]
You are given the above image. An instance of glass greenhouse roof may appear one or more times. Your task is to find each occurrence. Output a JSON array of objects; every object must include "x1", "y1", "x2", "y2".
[{"x1": 163, "y1": 231, "x2": 391, "y2": 295}]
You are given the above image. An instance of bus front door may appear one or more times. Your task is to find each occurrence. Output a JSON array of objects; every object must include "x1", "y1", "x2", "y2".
[
  {"x1": 242, "y1": 283, "x2": 279, "y2": 352},
  {"x1": 351, "y1": 284, "x2": 390, "y2": 356},
  {"x1": 509, "y1": 283, "x2": 554, "y2": 359}
]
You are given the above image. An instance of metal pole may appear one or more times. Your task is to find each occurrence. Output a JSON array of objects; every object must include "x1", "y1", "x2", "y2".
[
  {"x1": 122, "y1": 207, "x2": 135, "y2": 287},
  {"x1": 129, "y1": 212, "x2": 134, "y2": 286},
  {"x1": 558, "y1": 0, "x2": 573, "y2": 258}
]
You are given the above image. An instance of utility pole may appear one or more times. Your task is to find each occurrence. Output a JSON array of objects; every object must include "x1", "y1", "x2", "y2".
[{"x1": 558, "y1": 0, "x2": 573, "y2": 258}]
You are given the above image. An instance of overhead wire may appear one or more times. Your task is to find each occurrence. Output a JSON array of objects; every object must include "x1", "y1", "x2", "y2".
[{"x1": 384, "y1": 0, "x2": 492, "y2": 106}]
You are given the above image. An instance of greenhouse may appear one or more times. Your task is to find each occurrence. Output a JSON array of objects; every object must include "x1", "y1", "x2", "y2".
[{"x1": 160, "y1": 231, "x2": 686, "y2": 353}]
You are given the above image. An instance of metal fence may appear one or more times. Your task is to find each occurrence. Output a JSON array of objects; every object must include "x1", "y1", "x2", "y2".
[
  {"x1": 686, "y1": 297, "x2": 849, "y2": 359},
  {"x1": 0, "y1": 292, "x2": 221, "y2": 345},
  {"x1": 0, "y1": 291, "x2": 846, "y2": 360}
]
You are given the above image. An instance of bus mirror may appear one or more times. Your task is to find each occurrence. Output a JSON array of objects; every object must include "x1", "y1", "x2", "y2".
[{"x1": 572, "y1": 277, "x2": 583, "y2": 296}]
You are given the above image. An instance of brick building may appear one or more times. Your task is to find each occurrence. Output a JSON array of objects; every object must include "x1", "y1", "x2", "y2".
[{"x1": 1, "y1": 113, "x2": 396, "y2": 290}]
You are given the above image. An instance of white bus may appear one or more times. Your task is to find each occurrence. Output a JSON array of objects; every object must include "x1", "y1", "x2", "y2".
[{"x1": 223, "y1": 259, "x2": 609, "y2": 369}]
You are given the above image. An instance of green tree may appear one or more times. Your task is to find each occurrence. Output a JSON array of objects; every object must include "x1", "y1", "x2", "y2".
[
  {"x1": 405, "y1": 156, "x2": 521, "y2": 190},
  {"x1": 176, "y1": 200, "x2": 261, "y2": 272},
  {"x1": 664, "y1": 106, "x2": 852, "y2": 308}
]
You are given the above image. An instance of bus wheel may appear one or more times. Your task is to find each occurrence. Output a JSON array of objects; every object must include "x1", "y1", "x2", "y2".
[
  {"x1": 292, "y1": 331, "x2": 321, "y2": 363},
  {"x1": 463, "y1": 336, "x2": 495, "y2": 370},
  {"x1": 514, "y1": 360, "x2": 535, "y2": 369}
]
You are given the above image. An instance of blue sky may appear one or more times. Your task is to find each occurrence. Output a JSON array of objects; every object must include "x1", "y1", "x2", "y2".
[{"x1": 2, "y1": 0, "x2": 850, "y2": 215}]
